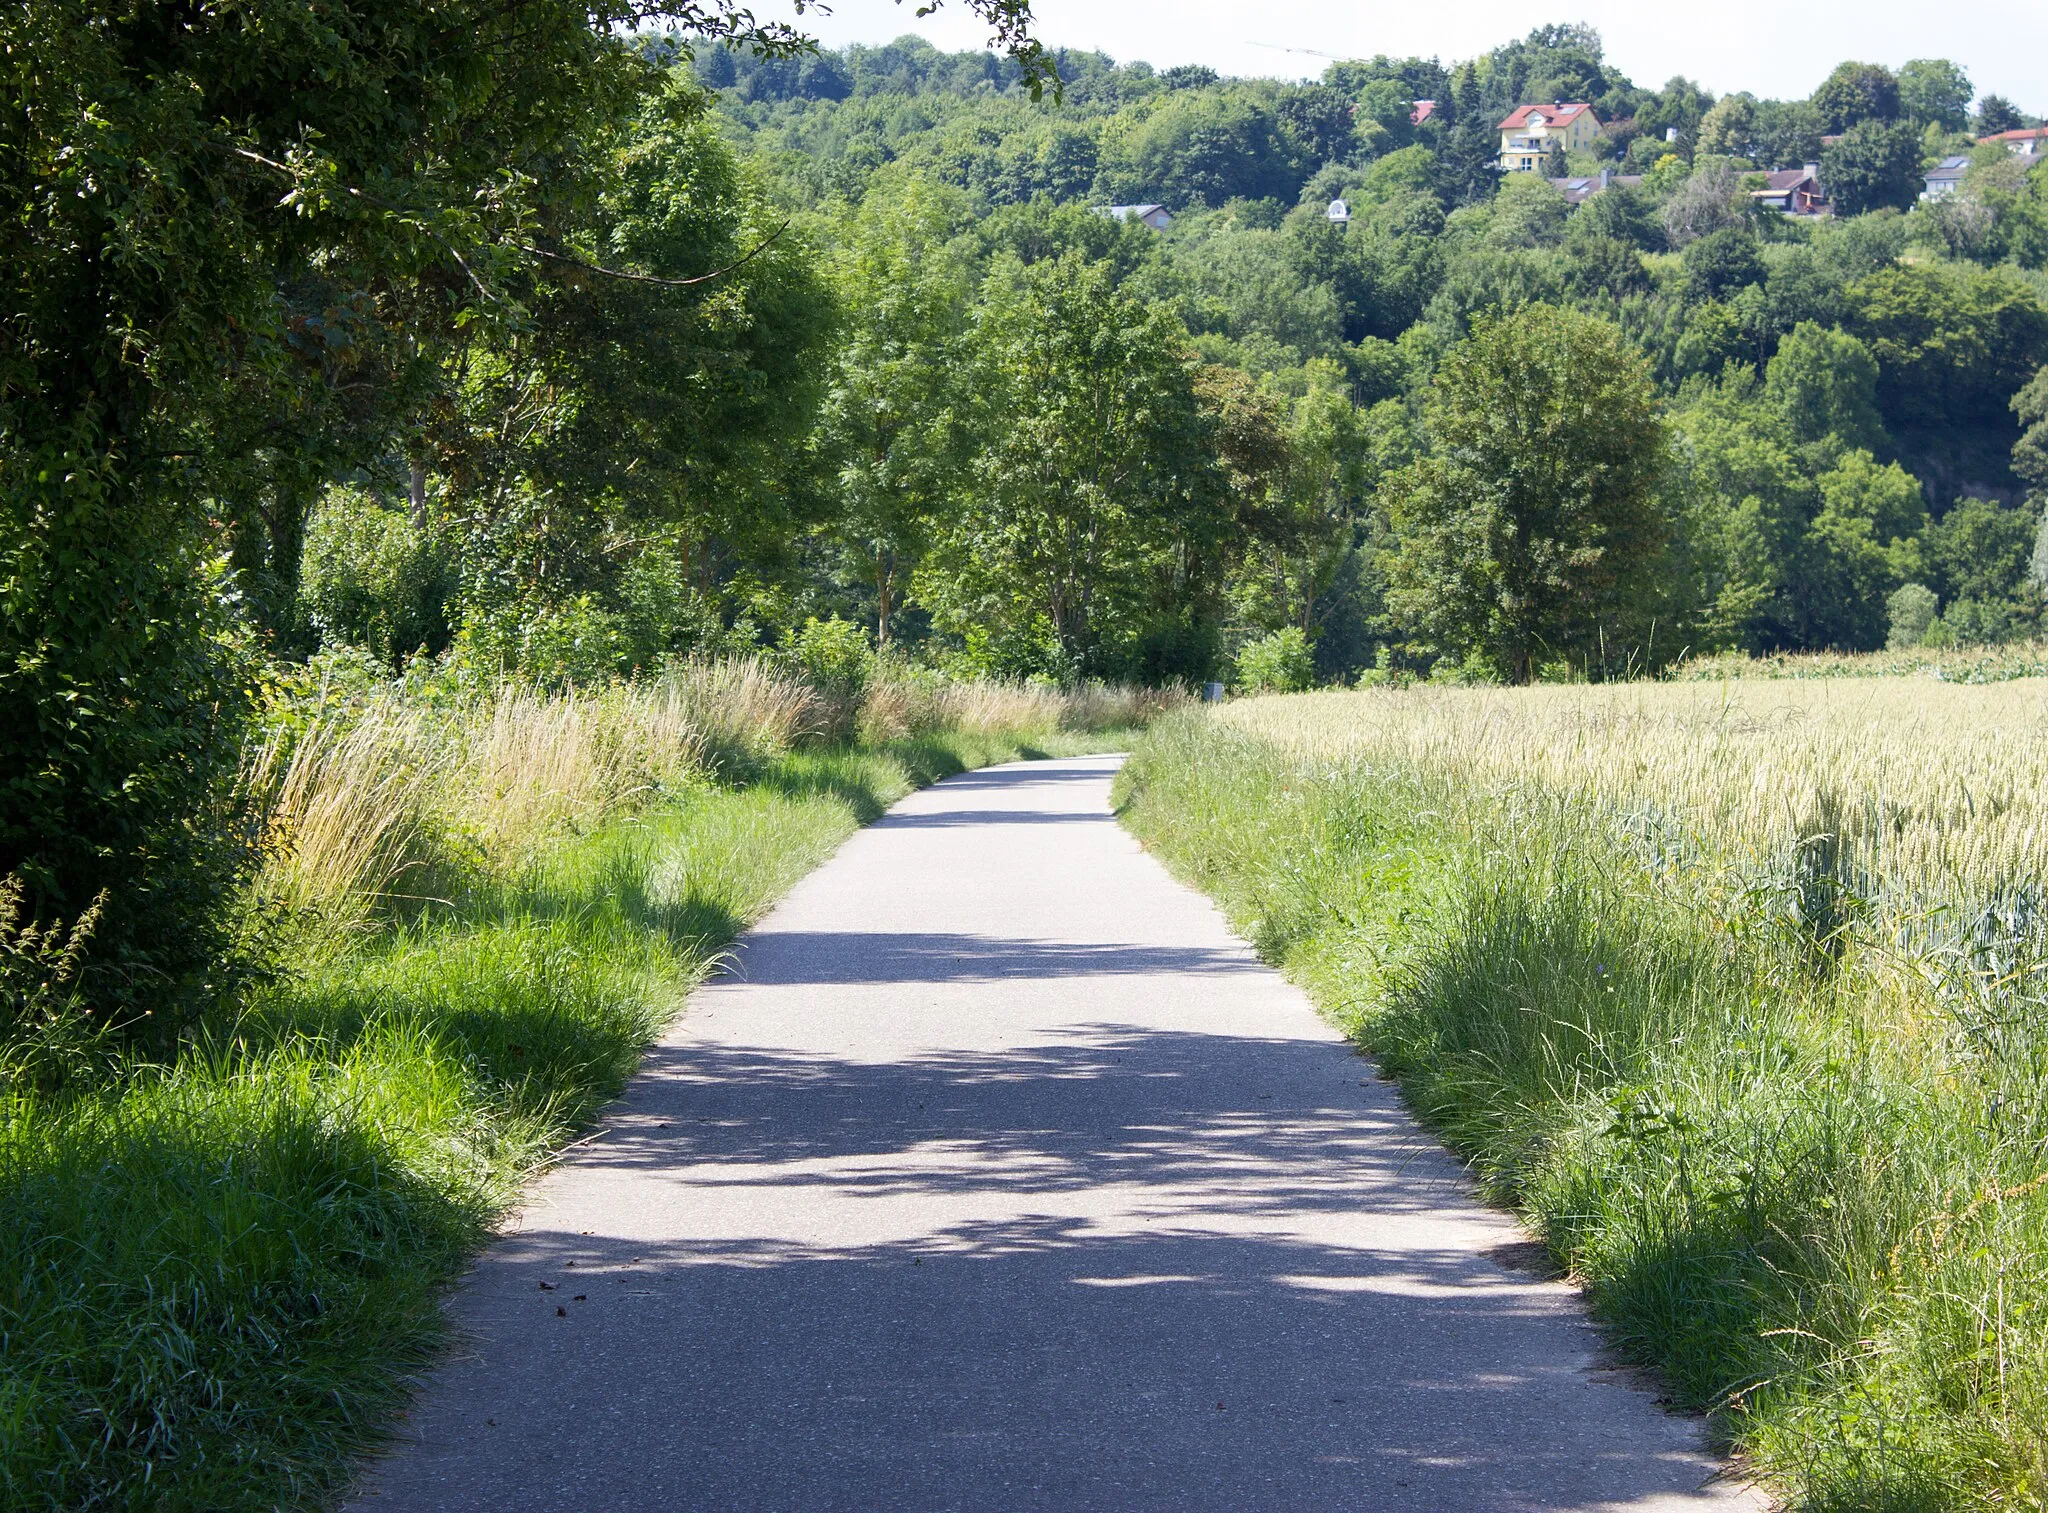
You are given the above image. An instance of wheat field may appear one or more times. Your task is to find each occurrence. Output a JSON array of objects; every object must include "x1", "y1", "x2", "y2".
[
  {"x1": 1219, "y1": 680, "x2": 2048, "y2": 923},
  {"x1": 1123, "y1": 677, "x2": 2048, "y2": 1506}
]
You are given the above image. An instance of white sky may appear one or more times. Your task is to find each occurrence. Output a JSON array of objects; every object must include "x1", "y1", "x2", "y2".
[{"x1": 768, "y1": 0, "x2": 2046, "y2": 112}]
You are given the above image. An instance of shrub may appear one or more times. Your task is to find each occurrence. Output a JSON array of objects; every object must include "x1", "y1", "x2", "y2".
[
  {"x1": 1885, "y1": 582, "x2": 1939, "y2": 648},
  {"x1": 779, "y1": 617, "x2": 874, "y2": 737},
  {"x1": 1234, "y1": 627, "x2": 1315, "y2": 693},
  {"x1": 301, "y1": 485, "x2": 451, "y2": 668},
  {"x1": 0, "y1": 437, "x2": 261, "y2": 1052}
]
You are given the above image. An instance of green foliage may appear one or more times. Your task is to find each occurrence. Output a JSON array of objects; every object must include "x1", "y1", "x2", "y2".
[
  {"x1": 917, "y1": 252, "x2": 1225, "y2": 676},
  {"x1": 1681, "y1": 228, "x2": 1765, "y2": 303},
  {"x1": 0, "y1": 440, "x2": 260, "y2": 1047},
  {"x1": 1922, "y1": 495, "x2": 2039, "y2": 623},
  {"x1": 1821, "y1": 119, "x2": 1926, "y2": 216},
  {"x1": 300, "y1": 486, "x2": 452, "y2": 668},
  {"x1": 1383, "y1": 305, "x2": 1672, "y2": 680},
  {"x1": 2014, "y1": 364, "x2": 2048, "y2": 490},
  {"x1": 1799, "y1": 450, "x2": 1927, "y2": 648},
  {"x1": 1976, "y1": 96, "x2": 2026, "y2": 137},
  {"x1": 813, "y1": 173, "x2": 975, "y2": 644},
  {"x1": 1846, "y1": 264, "x2": 2048, "y2": 432},
  {"x1": 1884, "y1": 581, "x2": 1939, "y2": 648},
  {"x1": 1233, "y1": 627, "x2": 1315, "y2": 693},
  {"x1": 1099, "y1": 92, "x2": 1313, "y2": 208},
  {"x1": 1810, "y1": 61, "x2": 1901, "y2": 133},
  {"x1": 780, "y1": 616, "x2": 876, "y2": 700},
  {"x1": 1763, "y1": 323, "x2": 1885, "y2": 453},
  {"x1": 1896, "y1": 59, "x2": 1972, "y2": 133}
]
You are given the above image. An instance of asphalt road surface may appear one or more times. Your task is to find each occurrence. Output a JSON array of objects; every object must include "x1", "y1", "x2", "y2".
[{"x1": 350, "y1": 754, "x2": 1766, "y2": 1513}]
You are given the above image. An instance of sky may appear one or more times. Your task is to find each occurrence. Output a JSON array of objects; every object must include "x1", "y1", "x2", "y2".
[{"x1": 762, "y1": 0, "x2": 2047, "y2": 112}]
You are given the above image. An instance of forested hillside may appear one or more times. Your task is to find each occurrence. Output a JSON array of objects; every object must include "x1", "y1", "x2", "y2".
[
  {"x1": 695, "y1": 25, "x2": 2048, "y2": 683},
  {"x1": 6, "y1": 8, "x2": 2048, "y2": 1081},
  {"x1": 8, "y1": 11, "x2": 2048, "y2": 1502}
]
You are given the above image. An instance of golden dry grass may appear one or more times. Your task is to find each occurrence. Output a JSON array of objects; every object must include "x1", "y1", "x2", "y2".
[
  {"x1": 856, "y1": 671, "x2": 1190, "y2": 744},
  {"x1": 1218, "y1": 678, "x2": 2048, "y2": 914},
  {"x1": 249, "y1": 664, "x2": 817, "y2": 919},
  {"x1": 252, "y1": 662, "x2": 1174, "y2": 921}
]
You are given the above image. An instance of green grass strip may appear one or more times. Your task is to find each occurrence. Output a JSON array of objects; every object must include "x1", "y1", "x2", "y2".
[
  {"x1": 1117, "y1": 712, "x2": 2048, "y2": 1512},
  {"x1": 0, "y1": 730, "x2": 1123, "y2": 1511}
]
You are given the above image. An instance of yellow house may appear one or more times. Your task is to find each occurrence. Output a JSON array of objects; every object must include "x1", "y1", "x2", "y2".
[{"x1": 1497, "y1": 103, "x2": 1600, "y2": 173}]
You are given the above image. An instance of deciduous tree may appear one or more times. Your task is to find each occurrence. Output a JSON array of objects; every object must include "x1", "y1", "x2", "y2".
[{"x1": 1382, "y1": 304, "x2": 1671, "y2": 680}]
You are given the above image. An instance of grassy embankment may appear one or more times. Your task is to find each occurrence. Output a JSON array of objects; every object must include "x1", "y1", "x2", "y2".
[
  {"x1": 1, "y1": 661, "x2": 1169, "y2": 1512},
  {"x1": 1120, "y1": 674, "x2": 2048, "y2": 1510}
]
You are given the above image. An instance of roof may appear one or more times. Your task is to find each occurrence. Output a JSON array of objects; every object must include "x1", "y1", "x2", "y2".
[
  {"x1": 1980, "y1": 127, "x2": 2048, "y2": 143},
  {"x1": 1498, "y1": 102, "x2": 1595, "y2": 131},
  {"x1": 1547, "y1": 173, "x2": 1643, "y2": 204},
  {"x1": 1924, "y1": 156, "x2": 1970, "y2": 181},
  {"x1": 1410, "y1": 100, "x2": 1436, "y2": 125},
  {"x1": 1760, "y1": 167, "x2": 1816, "y2": 191}
]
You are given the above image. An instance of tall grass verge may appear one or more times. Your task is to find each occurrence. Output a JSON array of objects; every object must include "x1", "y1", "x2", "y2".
[
  {"x1": 0, "y1": 667, "x2": 1151, "y2": 1511},
  {"x1": 1119, "y1": 692, "x2": 2048, "y2": 1511}
]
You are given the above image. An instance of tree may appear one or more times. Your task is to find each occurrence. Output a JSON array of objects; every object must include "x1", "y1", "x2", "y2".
[
  {"x1": 1382, "y1": 305, "x2": 1671, "y2": 680},
  {"x1": 1897, "y1": 59, "x2": 1972, "y2": 133},
  {"x1": 1822, "y1": 119, "x2": 1927, "y2": 216},
  {"x1": 1661, "y1": 161, "x2": 1747, "y2": 246},
  {"x1": 814, "y1": 174, "x2": 975, "y2": 646},
  {"x1": 1811, "y1": 61, "x2": 1901, "y2": 133},
  {"x1": 0, "y1": 0, "x2": 1046, "y2": 1031},
  {"x1": 1221, "y1": 361, "x2": 1361, "y2": 641},
  {"x1": 1846, "y1": 265, "x2": 2048, "y2": 430},
  {"x1": 1796, "y1": 450, "x2": 1926, "y2": 648},
  {"x1": 2014, "y1": 365, "x2": 2048, "y2": 491},
  {"x1": 1924, "y1": 496, "x2": 2037, "y2": 607},
  {"x1": 1098, "y1": 91, "x2": 1309, "y2": 208},
  {"x1": 1764, "y1": 324, "x2": 1886, "y2": 453},
  {"x1": 1570, "y1": 182, "x2": 1661, "y2": 249},
  {"x1": 1683, "y1": 228, "x2": 1766, "y2": 302},
  {"x1": 432, "y1": 83, "x2": 838, "y2": 671},
  {"x1": 1697, "y1": 95, "x2": 1759, "y2": 160},
  {"x1": 1975, "y1": 96, "x2": 2026, "y2": 137},
  {"x1": 917, "y1": 252, "x2": 1222, "y2": 675}
]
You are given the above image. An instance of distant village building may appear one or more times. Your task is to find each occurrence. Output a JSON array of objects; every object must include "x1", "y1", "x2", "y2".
[
  {"x1": 1922, "y1": 155, "x2": 1971, "y2": 200},
  {"x1": 1095, "y1": 204, "x2": 1173, "y2": 230},
  {"x1": 1546, "y1": 168, "x2": 1643, "y2": 205},
  {"x1": 1497, "y1": 103, "x2": 1599, "y2": 173},
  {"x1": 1980, "y1": 126, "x2": 2048, "y2": 159},
  {"x1": 1409, "y1": 100, "x2": 1436, "y2": 126},
  {"x1": 1751, "y1": 163, "x2": 1830, "y2": 217},
  {"x1": 1326, "y1": 198, "x2": 1350, "y2": 226}
]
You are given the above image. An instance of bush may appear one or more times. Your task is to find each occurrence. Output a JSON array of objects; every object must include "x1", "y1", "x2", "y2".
[
  {"x1": 301, "y1": 485, "x2": 452, "y2": 669},
  {"x1": 1233, "y1": 627, "x2": 1315, "y2": 693},
  {"x1": 779, "y1": 616, "x2": 874, "y2": 696},
  {"x1": 769, "y1": 617, "x2": 873, "y2": 740},
  {"x1": 453, "y1": 596, "x2": 633, "y2": 686},
  {"x1": 0, "y1": 436, "x2": 261, "y2": 1052},
  {"x1": 1885, "y1": 582, "x2": 1939, "y2": 648}
]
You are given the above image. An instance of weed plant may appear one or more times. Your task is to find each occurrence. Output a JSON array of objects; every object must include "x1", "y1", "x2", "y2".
[
  {"x1": 1119, "y1": 698, "x2": 2048, "y2": 1510},
  {"x1": 0, "y1": 665, "x2": 1147, "y2": 1511}
]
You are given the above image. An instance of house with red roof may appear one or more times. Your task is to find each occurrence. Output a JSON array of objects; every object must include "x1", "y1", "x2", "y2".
[
  {"x1": 1980, "y1": 126, "x2": 2048, "y2": 160},
  {"x1": 1497, "y1": 102, "x2": 1600, "y2": 173}
]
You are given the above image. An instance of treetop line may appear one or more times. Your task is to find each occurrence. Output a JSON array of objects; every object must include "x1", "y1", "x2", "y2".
[{"x1": 1, "y1": 11, "x2": 2045, "y2": 1032}]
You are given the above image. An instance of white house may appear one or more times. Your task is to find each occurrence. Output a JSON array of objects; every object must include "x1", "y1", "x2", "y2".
[
  {"x1": 1095, "y1": 204, "x2": 1173, "y2": 231},
  {"x1": 1980, "y1": 127, "x2": 2048, "y2": 159},
  {"x1": 1922, "y1": 156, "x2": 1971, "y2": 200}
]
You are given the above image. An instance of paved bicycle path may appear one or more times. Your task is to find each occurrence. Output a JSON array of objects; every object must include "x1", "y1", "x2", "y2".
[{"x1": 351, "y1": 754, "x2": 1765, "y2": 1512}]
